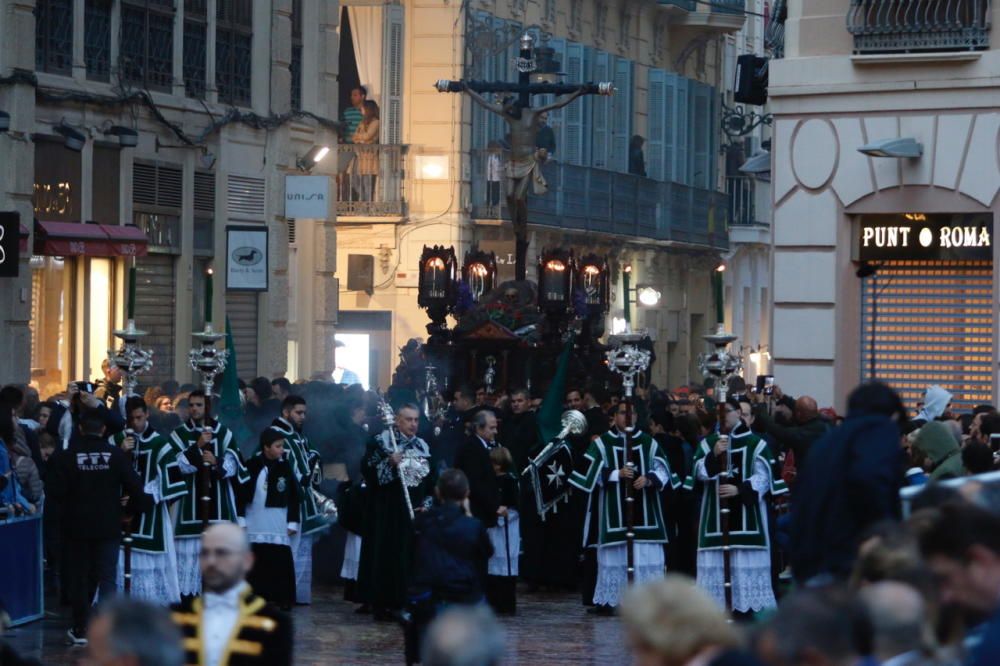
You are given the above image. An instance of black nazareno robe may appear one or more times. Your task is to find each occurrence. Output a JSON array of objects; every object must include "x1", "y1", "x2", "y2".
[{"x1": 357, "y1": 429, "x2": 436, "y2": 611}]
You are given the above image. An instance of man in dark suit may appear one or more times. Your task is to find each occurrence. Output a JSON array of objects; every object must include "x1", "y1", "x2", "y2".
[
  {"x1": 172, "y1": 523, "x2": 293, "y2": 665},
  {"x1": 45, "y1": 408, "x2": 150, "y2": 646},
  {"x1": 454, "y1": 410, "x2": 505, "y2": 529}
]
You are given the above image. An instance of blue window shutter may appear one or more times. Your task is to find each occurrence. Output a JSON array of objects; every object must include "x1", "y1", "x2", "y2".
[
  {"x1": 647, "y1": 69, "x2": 666, "y2": 181},
  {"x1": 610, "y1": 57, "x2": 633, "y2": 173},
  {"x1": 562, "y1": 42, "x2": 586, "y2": 166},
  {"x1": 674, "y1": 75, "x2": 689, "y2": 185},
  {"x1": 381, "y1": 4, "x2": 404, "y2": 145},
  {"x1": 663, "y1": 73, "x2": 676, "y2": 182},
  {"x1": 591, "y1": 50, "x2": 611, "y2": 169},
  {"x1": 691, "y1": 81, "x2": 712, "y2": 190}
]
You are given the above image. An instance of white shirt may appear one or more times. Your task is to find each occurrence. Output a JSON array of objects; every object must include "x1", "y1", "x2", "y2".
[{"x1": 202, "y1": 582, "x2": 247, "y2": 666}]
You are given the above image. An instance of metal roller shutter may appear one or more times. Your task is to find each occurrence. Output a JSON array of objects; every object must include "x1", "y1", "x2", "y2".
[
  {"x1": 226, "y1": 291, "x2": 259, "y2": 380},
  {"x1": 136, "y1": 255, "x2": 176, "y2": 387},
  {"x1": 861, "y1": 260, "x2": 993, "y2": 413}
]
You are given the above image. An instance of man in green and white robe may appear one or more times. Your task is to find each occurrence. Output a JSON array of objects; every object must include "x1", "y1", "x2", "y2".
[
  {"x1": 110, "y1": 397, "x2": 187, "y2": 603},
  {"x1": 168, "y1": 390, "x2": 248, "y2": 597},
  {"x1": 267, "y1": 395, "x2": 326, "y2": 604},
  {"x1": 570, "y1": 401, "x2": 680, "y2": 610},
  {"x1": 691, "y1": 398, "x2": 787, "y2": 613}
]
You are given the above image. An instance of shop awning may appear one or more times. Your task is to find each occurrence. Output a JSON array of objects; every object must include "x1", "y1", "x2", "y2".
[{"x1": 33, "y1": 221, "x2": 149, "y2": 257}]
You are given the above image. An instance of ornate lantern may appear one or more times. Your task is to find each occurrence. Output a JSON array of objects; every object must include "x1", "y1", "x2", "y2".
[
  {"x1": 462, "y1": 247, "x2": 497, "y2": 302},
  {"x1": 575, "y1": 254, "x2": 610, "y2": 316},
  {"x1": 537, "y1": 248, "x2": 574, "y2": 314},
  {"x1": 418, "y1": 245, "x2": 458, "y2": 341}
]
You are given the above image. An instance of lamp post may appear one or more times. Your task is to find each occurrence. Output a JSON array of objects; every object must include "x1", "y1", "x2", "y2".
[{"x1": 435, "y1": 33, "x2": 613, "y2": 280}]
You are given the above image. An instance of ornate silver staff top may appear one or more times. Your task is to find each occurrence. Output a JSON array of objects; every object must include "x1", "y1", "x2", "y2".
[
  {"x1": 606, "y1": 334, "x2": 652, "y2": 399},
  {"x1": 189, "y1": 326, "x2": 229, "y2": 396},
  {"x1": 108, "y1": 320, "x2": 154, "y2": 398}
]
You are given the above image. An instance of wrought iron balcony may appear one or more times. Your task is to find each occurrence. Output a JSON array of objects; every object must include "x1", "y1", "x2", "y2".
[
  {"x1": 847, "y1": 0, "x2": 992, "y2": 54},
  {"x1": 470, "y1": 151, "x2": 729, "y2": 249},
  {"x1": 336, "y1": 144, "x2": 407, "y2": 217},
  {"x1": 660, "y1": 0, "x2": 746, "y2": 13},
  {"x1": 726, "y1": 176, "x2": 763, "y2": 226}
]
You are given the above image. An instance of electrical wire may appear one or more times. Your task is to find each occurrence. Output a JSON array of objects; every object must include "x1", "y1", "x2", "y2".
[{"x1": 0, "y1": 68, "x2": 341, "y2": 145}]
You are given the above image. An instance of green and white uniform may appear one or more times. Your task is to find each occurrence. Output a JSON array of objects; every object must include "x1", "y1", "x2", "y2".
[
  {"x1": 570, "y1": 428, "x2": 680, "y2": 607},
  {"x1": 268, "y1": 417, "x2": 326, "y2": 604},
  {"x1": 109, "y1": 426, "x2": 186, "y2": 602},
  {"x1": 692, "y1": 426, "x2": 787, "y2": 613},
  {"x1": 169, "y1": 419, "x2": 249, "y2": 596}
]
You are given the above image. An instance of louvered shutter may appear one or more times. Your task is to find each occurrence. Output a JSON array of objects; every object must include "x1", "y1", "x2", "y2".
[
  {"x1": 690, "y1": 81, "x2": 712, "y2": 189},
  {"x1": 135, "y1": 254, "x2": 176, "y2": 386},
  {"x1": 227, "y1": 174, "x2": 266, "y2": 221},
  {"x1": 226, "y1": 290, "x2": 259, "y2": 379},
  {"x1": 562, "y1": 42, "x2": 588, "y2": 166},
  {"x1": 382, "y1": 4, "x2": 404, "y2": 145},
  {"x1": 861, "y1": 261, "x2": 994, "y2": 413},
  {"x1": 673, "y1": 75, "x2": 689, "y2": 185},
  {"x1": 663, "y1": 73, "x2": 676, "y2": 182},
  {"x1": 194, "y1": 171, "x2": 215, "y2": 255},
  {"x1": 647, "y1": 69, "x2": 666, "y2": 181},
  {"x1": 133, "y1": 163, "x2": 158, "y2": 206},
  {"x1": 609, "y1": 57, "x2": 633, "y2": 173},
  {"x1": 591, "y1": 50, "x2": 610, "y2": 169}
]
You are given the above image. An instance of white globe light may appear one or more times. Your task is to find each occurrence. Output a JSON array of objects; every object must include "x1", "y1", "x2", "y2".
[{"x1": 637, "y1": 287, "x2": 661, "y2": 307}]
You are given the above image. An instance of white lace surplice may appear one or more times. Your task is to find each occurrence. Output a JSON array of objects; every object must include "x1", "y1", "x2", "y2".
[
  {"x1": 694, "y1": 455, "x2": 777, "y2": 613},
  {"x1": 117, "y1": 476, "x2": 181, "y2": 603},
  {"x1": 487, "y1": 511, "x2": 520, "y2": 577},
  {"x1": 593, "y1": 543, "x2": 665, "y2": 607},
  {"x1": 340, "y1": 531, "x2": 362, "y2": 580}
]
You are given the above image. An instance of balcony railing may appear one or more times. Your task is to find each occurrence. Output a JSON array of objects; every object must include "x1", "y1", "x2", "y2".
[
  {"x1": 336, "y1": 144, "x2": 407, "y2": 217},
  {"x1": 660, "y1": 0, "x2": 745, "y2": 12},
  {"x1": 470, "y1": 151, "x2": 729, "y2": 249},
  {"x1": 726, "y1": 176, "x2": 761, "y2": 226},
  {"x1": 847, "y1": 0, "x2": 992, "y2": 54}
]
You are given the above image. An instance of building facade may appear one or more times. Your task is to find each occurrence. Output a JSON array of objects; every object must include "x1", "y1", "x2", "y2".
[
  {"x1": 334, "y1": 0, "x2": 746, "y2": 390},
  {"x1": 770, "y1": 0, "x2": 998, "y2": 410},
  {"x1": 0, "y1": 0, "x2": 340, "y2": 392}
]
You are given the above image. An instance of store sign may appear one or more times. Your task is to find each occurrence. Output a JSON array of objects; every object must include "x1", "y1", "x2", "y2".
[
  {"x1": 284, "y1": 175, "x2": 330, "y2": 219},
  {"x1": 858, "y1": 214, "x2": 992, "y2": 261},
  {"x1": 477, "y1": 239, "x2": 517, "y2": 284},
  {"x1": 226, "y1": 225, "x2": 269, "y2": 291},
  {"x1": 0, "y1": 212, "x2": 20, "y2": 277}
]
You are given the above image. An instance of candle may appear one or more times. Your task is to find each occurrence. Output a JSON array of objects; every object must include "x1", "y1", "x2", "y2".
[
  {"x1": 713, "y1": 267, "x2": 724, "y2": 324},
  {"x1": 205, "y1": 268, "x2": 213, "y2": 324},
  {"x1": 127, "y1": 264, "x2": 137, "y2": 321}
]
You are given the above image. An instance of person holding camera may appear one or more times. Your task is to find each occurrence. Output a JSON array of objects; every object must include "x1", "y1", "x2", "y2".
[
  {"x1": 46, "y1": 381, "x2": 125, "y2": 450},
  {"x1": 45, "y1": 408, "x2": 150, "y2": 646}
]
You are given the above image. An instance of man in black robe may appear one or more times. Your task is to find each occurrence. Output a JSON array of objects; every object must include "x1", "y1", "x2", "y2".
[{"x1": 358, "y1": 404, "x2": 435, "y2": 621}]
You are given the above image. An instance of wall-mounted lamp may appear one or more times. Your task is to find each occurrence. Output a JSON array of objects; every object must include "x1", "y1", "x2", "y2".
[
  {"x1": 199, "y1": 149, "x2": 217, "y2": 169},
  {"x1": 636, "y1": 286, "x2": 661, "y2": 307},
  {"x1": 739, "y1": 149, "x2": 770, "y2": 174},
  {"x1": 104, "y1": 125, "x2": 138, "y2": 147},
  {"x1": 0, "y1": 110, "x2": 9, "y2": 133},
  {"x1": 55, "y1": 121, "x2": 86, "y2": 151},
  {"x1": 415, "y1": 154, "x2": 449, "y2": 180},
  {"x1": 858, "y1": 137, "x2": 923, "y2": 159},
  {"x1": 296, "y1": 145, "x2": 330, "y2": 172}
]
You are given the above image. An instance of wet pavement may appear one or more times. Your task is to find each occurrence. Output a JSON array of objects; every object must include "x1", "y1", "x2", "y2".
[{"x1": 3, "y1": 586, "x2": 626, "y2": 665}]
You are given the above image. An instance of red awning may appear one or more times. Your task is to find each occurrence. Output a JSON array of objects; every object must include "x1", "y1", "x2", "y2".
[
  {"x1": 33, "y1": 221, "x2": 148, "y2": 257},
  {"x1": 18, "y1": 223, "x2": 29, "y2": 253}
]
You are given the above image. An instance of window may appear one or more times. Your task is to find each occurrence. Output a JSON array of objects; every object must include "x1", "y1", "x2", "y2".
[
  {"x1": 35, "y1": 0, "x2": 74, "y2": 75},
  {"x1": 183, "y1": 0, "x2": 207, "y2": 98},
  {"x1": 133, "y1": 161, "x2": 183, "y2": 251},
  {"x1": 647, "y1": 70, "x2": 717, "y2": 188},
  {"x1": 290, "y1": 0, "x2": 302, "y2": 110},
  {"x1": 216, "y1": 0, "x2": 253, "y2": 106},
  {"x1": 120, "y1": 0, "x2": 175, "y2": 92},
  {"x1": 85, "y1": 0, "x2": 112, "y2": 81}
]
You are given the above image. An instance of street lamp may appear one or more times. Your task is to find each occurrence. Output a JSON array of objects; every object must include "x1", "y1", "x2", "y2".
[
  {"x1": 296, "y1": 144, "x2": 331, "y2": 172},
  {"x1": 636, "y1": 286, "x2": 661, "y2": 307},
  {"x1": 418, "y1": 245, "x2": 457, "y2": 342}
]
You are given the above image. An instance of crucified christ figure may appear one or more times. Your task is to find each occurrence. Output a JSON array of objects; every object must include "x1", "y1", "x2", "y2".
[{"x1": 464, "y1": 88, "x2": 588, "y2": 280}]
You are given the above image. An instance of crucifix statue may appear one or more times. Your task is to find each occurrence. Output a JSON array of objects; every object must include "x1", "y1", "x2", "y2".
[{"x1": 436, "y1": 32, "x2": 613, "y2": 281}]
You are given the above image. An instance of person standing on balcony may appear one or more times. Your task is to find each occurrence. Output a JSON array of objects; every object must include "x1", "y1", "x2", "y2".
[
  {"x1": 486, "y1": 141, "x2": 504, "y2": 216},
  {"x1": 341, "y1": 85, "x2": 367, "y2": 142},
  {"x1": 629, "y1": 135, "x2": 647, "y2": 177},
  {"x1": 352, "y1": 100, "x2": 381, "y2": 203}
]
